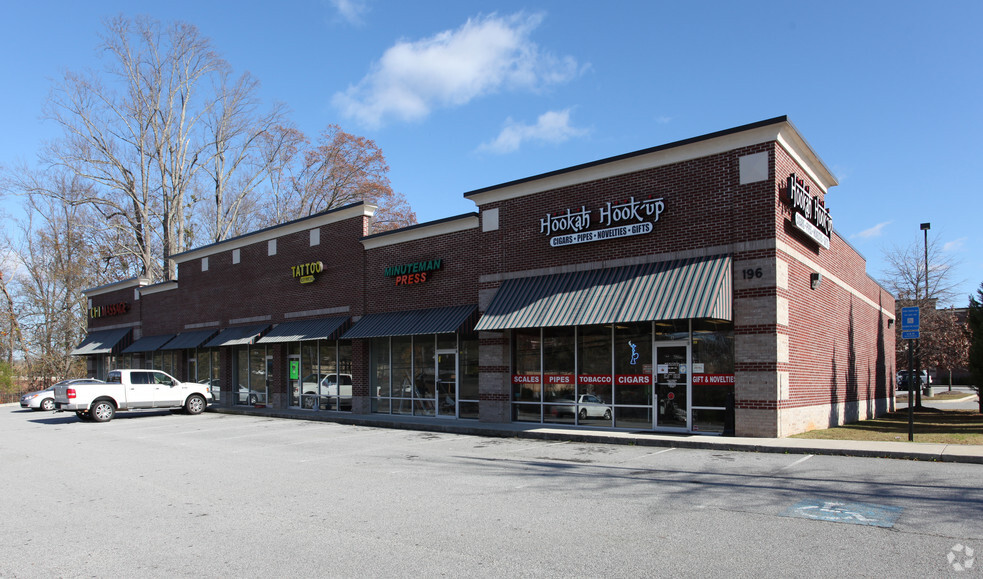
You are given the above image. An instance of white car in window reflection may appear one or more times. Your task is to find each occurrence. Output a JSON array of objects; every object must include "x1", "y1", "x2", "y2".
[
  {"x1": 550, "y1": 394, "x2": 612, "y2": 421},
  {"x1": 297, "y1": 374, "x2": 353, "y2": 409}
]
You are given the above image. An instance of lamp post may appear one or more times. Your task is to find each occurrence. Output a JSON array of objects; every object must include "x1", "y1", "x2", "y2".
[{"x1": 916, "y1": 222, "x2": 930, "y2": 407}]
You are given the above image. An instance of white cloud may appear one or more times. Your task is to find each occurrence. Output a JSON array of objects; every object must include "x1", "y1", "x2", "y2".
[
  {"x1": 478, "y1": 109, "x2": 588, "y2": 154},
  {"x1": 328, "y1": 0, "x2": 369, "y2": 25},
  {"x1": 332, "y1": 12, "x2": 581, "y2": 128},
  {"x1": 853, "y1": 221, "x2": 891, "y2": 240},
  {"x1": 944, "y1": 237, "x2": 967, "y2": 252}
]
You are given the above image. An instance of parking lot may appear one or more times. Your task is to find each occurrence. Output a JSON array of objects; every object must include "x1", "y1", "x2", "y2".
[{"x1": 2, "y1": 406, "x2": 981, "y2": 577}]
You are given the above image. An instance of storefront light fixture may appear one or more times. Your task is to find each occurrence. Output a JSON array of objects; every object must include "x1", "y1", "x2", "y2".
[{"x1": 810, "y1": 273, "x2": 822, "y2": 290}]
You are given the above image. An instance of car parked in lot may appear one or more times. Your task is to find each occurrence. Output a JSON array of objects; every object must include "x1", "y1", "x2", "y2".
[
  {"x1": 897, "y1": 370, "x2": 931, "y2": 387},
  {"x1": 549, "y1": 394, "x2": 612, "y2": 421},
  {"x1": 54, "y1": 369, "x2": 211, "y2": 422},
  {"x1": 20, "y1": 379, "x2": 105, "y2": 411}
]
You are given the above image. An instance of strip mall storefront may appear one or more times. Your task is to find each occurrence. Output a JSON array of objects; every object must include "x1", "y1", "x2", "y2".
[{"x1": 76, "y1": 117, "x2": 896, "y2": 437}]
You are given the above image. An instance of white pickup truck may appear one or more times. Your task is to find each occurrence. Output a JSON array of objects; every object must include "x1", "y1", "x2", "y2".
[{"x1": 54, "y1": 369, "x2": 212, "y2": 422}]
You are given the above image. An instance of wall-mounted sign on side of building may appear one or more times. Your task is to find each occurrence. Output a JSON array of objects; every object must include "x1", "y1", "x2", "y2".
[
  {"x1": 89, "y1": 302, "x2": 130, "y2": 319},
  {"x1": 786, "y1": 173, "x2": 832, "y2": 249},
  {"x1": 291, "y1": 261, "x2": 324, "y2": 284},
  {"x1": 384, "y1": 259, "x2": 443, "y2": 286},
  {"x1": 541, "y1": 196, "x2": 666, "y2": 248}
]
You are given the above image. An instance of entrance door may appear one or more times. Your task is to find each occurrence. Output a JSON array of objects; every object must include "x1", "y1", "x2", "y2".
[
  {"x1": 655, "y1": 342, "x2": 689, "y2": 429},
  {"x1": 436, "y1": 349, "x2": 457, "y2": 418}
]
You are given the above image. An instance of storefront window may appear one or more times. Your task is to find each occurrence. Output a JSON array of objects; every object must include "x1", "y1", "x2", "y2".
[
  {"x1": 371, "y1": 337, "x2": 391, "y2": 413},
  {"x1": 690, "y1": 319, "x2": 734, "y2": 434},
  {"x1": 391, "y1": 336, "x2": 413, "y2": 415},
  {"x1": 369, "y1": 334, "x2": 473, "y2": 419},
  {"x1": 413, "y1": 337, "x2": 436, "y2": 416},
  {"x1": 512, "y1": 329, "x2": 541, "y2": 403},
  {"x1": 577, "y1": 325, "x2": 613, "y2": 426},
  {"x1": 613, "y1": 322, "x2": 652, "y2": 406},
  {"x1": 249, "y1": 346, "x2": 268, "y2": 405},
  {"x1": 209, "y1": 349, "x2": 221, "y2": 402}
]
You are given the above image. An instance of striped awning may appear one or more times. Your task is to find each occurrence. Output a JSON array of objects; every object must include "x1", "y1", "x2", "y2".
[
  {"x1": 122, "y1": 333, "x2": 176, "y2": 353},
  {"x1": 257, "y1": 317, "x2": 350, "y2": 344},
  {"x1": 203, "y1": 324, "x2": 270, "y2": 348},
  {"x1": 71, "y1": 328, "x2": 133, "y2": 356},
  {"x1": 341, "y1": 305, "x2": 477, "y2": 339},
  {"x1": 160, "y1": 329, "x2": 220, "y2": 350},
  {"x1": 475, "y1": 255, "x2": 732, "y2": 331}
]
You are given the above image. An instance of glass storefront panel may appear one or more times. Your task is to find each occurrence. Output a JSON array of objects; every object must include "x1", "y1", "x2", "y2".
[
  {"x1": 692, "y1": 408, "x2": 726, "y2": 434},
  {"x1": 690, "y1": 319, "x2": 734, "y2": 433},
  {"x1": 513, "y1": 329, "x2": 541, "y2": 402},
  {"x1": 543, "y1": 327, "x2": 575, "y2": 403},
  {"x1": 578, "y1": 324, "x2": 613, "y2": 426},
  {"x1": 371, "y1": 337, "x2": 391, "y2": 398},
  {"x1": 391, "y1": 336, "x2": 413, "y2": 415},
  {"x1": 614, "y1": 406, "x2": 653, "y2": 429},
  {"x1": 338, "y1": 342, "x2": 352, "y2": 411},
  {"x1": 249, "y1": 346, "x2": 268, "y2": 405},
  {"x1": 209, "y1": 349, "x2": 221, "y2": 402},
  {"x1": 299, "y1": 343, "x2": 318, "y2": 409},
  {"x1": 319, "y1": 342, "x2": 338, "y2": 410},
  {"x1": 613, "y1": 322, "x2": 652, "y2": 406},
  {"x1": 236, "y1": 347, "x2": 249, "y2": 404},
  {"x1": 413, "y1": 336, "x2": 436, "y2": 416}
]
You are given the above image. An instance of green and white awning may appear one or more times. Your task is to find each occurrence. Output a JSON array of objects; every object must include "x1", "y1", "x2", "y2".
[{"x1": 474, "y1": 255, "x2": 731, "y2": 331}]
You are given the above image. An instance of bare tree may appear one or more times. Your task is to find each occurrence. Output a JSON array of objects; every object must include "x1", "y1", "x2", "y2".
[
  {"x1": 14, "y1": 176, "x2": 96, "y2": 386},
  {"x1": 42, "y1": 16, "x2": 225, "y2": 281},
  {"x1": 261, "y1": 124, "x2": 416, "y2": 230},
  {"x1": 199, "y1": 71, "x2": 292, "y2": 244},
  {"x1": 882, "y1": 234, "x2": 964, "y2": 408}
]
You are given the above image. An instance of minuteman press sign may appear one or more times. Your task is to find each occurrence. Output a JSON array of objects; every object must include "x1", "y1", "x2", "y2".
[{"x1": 541, "y1": 196, "x2": 666, "y2": 247}]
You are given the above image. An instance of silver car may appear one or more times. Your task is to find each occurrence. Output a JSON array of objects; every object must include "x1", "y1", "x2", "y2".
[{"x1": 21, "y1": 379, "x2": 104, "y2": 411}]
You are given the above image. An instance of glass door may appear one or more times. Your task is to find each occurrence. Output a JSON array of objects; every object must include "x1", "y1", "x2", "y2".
[
  {"x1": 655, "y1": 342, "x2": 689, "y2": 429},
  {"x1": 436, "y1": 349, "x2": 457, "y2": 418}
]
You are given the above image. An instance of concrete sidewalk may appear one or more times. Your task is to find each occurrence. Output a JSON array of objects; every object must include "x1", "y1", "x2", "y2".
[{"x1": 208, "y1": 405, "x2": 983, "y2": 465}]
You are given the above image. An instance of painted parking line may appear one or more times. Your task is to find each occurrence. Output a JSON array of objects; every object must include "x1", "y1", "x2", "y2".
[
  {"x1": 777, "y1": 454, "x2": 814, "y2": 471},
  {"x1": 783, "y1": 499, "x2": 903, "y2": 528}
]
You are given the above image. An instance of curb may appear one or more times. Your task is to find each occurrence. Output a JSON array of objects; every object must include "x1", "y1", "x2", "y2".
[{"x1": 206, "y1": 406, "x2": 983, "y2": 465}]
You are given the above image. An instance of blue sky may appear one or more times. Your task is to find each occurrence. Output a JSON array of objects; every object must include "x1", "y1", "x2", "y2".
[{"x1": 1, "y1": 0, "x2": 981, "y2": 306}]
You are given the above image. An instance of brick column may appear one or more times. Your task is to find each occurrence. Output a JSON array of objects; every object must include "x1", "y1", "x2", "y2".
[{"x1": 733, "y1": 253, "x2": 789, "y2": 437}]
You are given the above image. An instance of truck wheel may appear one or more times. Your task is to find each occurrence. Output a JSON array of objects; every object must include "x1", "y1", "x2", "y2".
[
  {"x1": 185, "y1": 394, "x2": 206, "y2": 415},
  {"x1": 40, "y1": 398, "x2": 56, "y2": 411},
  {"x1": 90, "y1": 400, "x2": 116, "y2": 422}
]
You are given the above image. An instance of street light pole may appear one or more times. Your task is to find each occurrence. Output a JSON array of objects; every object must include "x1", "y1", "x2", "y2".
[{"x1": 916, "y1": 222, "x2": 931, "y2": 408}]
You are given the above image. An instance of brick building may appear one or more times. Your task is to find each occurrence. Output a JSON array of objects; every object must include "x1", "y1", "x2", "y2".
[{"x1": 74, "y1": 116, "x2": 896, "y2": 437}]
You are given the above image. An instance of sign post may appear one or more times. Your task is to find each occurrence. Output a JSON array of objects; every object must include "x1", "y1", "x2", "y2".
[{"x1": 901, "y1": 307, "x2": 920, "y2": 441}]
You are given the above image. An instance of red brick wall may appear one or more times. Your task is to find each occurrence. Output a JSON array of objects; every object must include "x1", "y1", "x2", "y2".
[
  {"x1": 772, "y1": 146, "x2": 895, "y2": 413},
  {"x1": 140, "y1": 214, "x2": 369, "y2": 335}
]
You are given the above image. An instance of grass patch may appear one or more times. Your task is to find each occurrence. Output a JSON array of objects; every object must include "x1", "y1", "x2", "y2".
[
  {"x1": 895, "y1": 391, "x2": 976, "y2": 401},
  {"x1": 791, "y1": 409, "x2": 983, "y2": 445}
]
